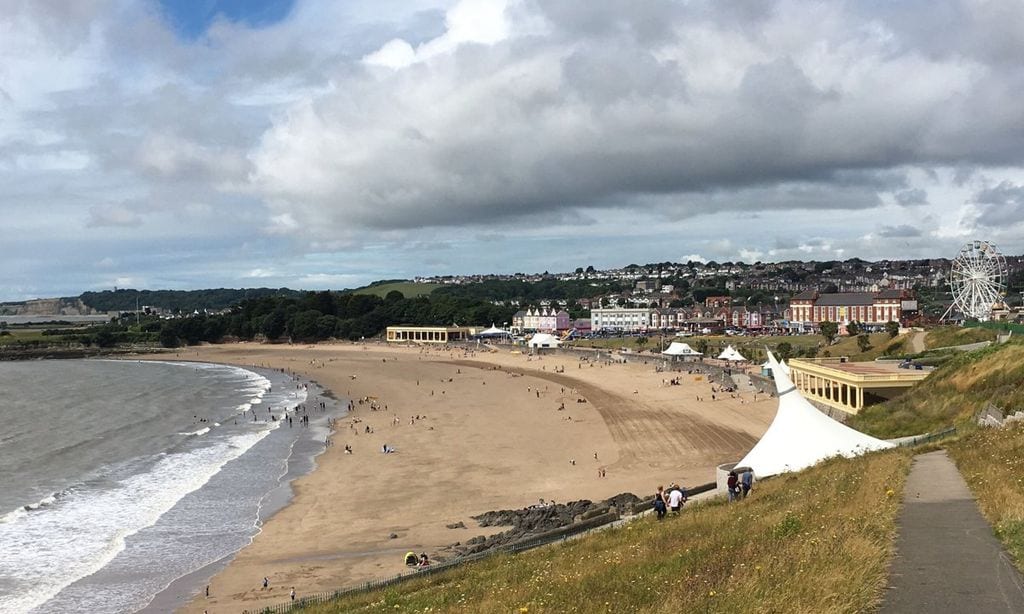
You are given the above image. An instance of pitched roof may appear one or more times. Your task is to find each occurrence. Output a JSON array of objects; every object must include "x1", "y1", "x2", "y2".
[
  {"x1": 815, "y1": 292, "x2": 875, "y2": 306},
  {"x1": 735, "y1": 352, "x2": 894, "y2": 478},
  {"x1": 792, "y1": 290, "x2": 818, "y2": 301}
]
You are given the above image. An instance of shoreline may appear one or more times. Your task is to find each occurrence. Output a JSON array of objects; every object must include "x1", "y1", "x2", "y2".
[
  {"x1": 168, "y1": 341, "x2": 776, "y2": 614},
  {"x1": 137, "y1": 362, "x2": 349, "y2": 614}
]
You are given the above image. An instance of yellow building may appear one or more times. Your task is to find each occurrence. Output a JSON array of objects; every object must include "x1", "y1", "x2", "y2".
[
  {"x1": 787, "y1": 358, "x2": 931, "y2": 414},
  {"x1": 385, "y1": 325, "x2": 476, "y2": 343}
]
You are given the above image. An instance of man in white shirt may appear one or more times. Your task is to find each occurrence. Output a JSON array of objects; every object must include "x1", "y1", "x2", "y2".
[{"x1": 667, "y1": 484, "x2": 686, "y2": 515}]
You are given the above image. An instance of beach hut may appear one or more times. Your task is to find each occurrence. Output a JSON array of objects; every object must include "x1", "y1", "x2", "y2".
[
  {"x1": 734, "y1": 351, "x2": 893, "y2": 479},
  {"x1": 661, "y1": 342, "x2": 702, "y2": 360},
  {"x1": 717, "y1": 345, "x2": 747, "y2": 362}
]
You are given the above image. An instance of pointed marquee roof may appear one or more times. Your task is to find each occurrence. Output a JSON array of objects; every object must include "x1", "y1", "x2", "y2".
[
  {"x1": 717, "y1": 345, "x2": 747, "y2": 361},
  {"x1": 662, "y1": 341, "x2": 702, "y2": 356},
  {"x1": 735, "y1": 350, "x2": 894, "y2": 478}
]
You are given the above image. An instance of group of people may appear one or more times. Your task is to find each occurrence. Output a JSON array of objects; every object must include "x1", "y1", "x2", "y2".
[
  {"x1": 653, "y1": 468, "x2": 755, "y2": 519},
  {"x1": 652, "y1": 483, "x2": 688, "y2": 519},
  {"x1": 726, "y1": 468, "x2": 754, "y2": 501},
  {"x1": 404, "y1": 551, "x2": 431, "y2": 568}
]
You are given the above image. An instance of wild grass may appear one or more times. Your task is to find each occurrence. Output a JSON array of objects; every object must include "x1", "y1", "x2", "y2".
[
  {"x1": 849, "y1": 339, "x2": 1024, "y2": 439},
  {"x1": 949, "y1": 423, "x2": 1024, "y2": 573},
  {"x1": 924, "y1": 326, "x2": 997, "y2": 350},
  {"x1": 301, "y1": 451, "x2": 910, "y2": 614},
  {"x1": 0, "y1": 329, "x2": 49, "y2": 345}
]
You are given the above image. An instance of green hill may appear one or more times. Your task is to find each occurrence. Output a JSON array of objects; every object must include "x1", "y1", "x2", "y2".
[
  {"x1": 350, "y1": 281, "x2": 441, "y2": 298},
  {"x1": 849, "y1": 338, "x2": 1024, "y2": 439},
  {"x1": 299, "y1": 451, "x2": 909, "y2": 614}
]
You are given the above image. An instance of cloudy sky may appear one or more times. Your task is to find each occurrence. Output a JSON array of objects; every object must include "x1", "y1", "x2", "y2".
[{"x1": 3, "y1": 0, "x2": 1024, "y2": 300}]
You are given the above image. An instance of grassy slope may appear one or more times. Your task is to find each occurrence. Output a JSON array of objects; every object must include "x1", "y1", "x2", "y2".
[
  {"x1": 304, "y1": 452, "x2": 910, "y2": 614},
  {"x1": 849, "y1": 339, "x2": 1024, "y2": 439},
  {"x1": 949, "y1": 424, "x2": 1024, "y2": 574},
  {"x1": 924, "y1": 326, "x2": 997, "y2": 349},
  {"x1": 352, "y1": 282, "x2": 441, "y2": 299}
]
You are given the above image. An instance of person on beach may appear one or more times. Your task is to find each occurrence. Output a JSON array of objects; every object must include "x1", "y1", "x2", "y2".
[
  {"x1": 291, "y1": 587, "x2": 296, "y2": 601},
  {"x1": 262, "y1": 576, "x2": 268, "y2": 589},
  {"x1": 653, "y1": 486, "x2": 667, "y2": 520}
]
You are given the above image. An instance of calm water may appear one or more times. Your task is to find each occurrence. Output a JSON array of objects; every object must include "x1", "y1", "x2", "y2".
[{"x1": 0, "y1": 359, "x2": 327, "y2": 613}]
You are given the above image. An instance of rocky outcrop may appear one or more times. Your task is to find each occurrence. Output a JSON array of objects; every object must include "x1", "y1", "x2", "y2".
[{"x1": 440, "y1": 493, "x2": 640, "y2": 558}]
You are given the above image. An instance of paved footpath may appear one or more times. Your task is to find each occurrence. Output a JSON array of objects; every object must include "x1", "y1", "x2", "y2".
[{"x1": 881, "y1": 450, "x2": 1024, "y2": 612}]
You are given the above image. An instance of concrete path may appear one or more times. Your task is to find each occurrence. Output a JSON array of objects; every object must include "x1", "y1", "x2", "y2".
[
  {"x1": 881, "y1": 450, "x2": 1024, "y2": 613},
  {"x1": 908, "y1": 331, "x2": 927, "y2": 354}
]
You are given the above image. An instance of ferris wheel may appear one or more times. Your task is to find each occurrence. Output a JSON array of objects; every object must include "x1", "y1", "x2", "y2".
[{"x1": 944, "y1": 240, "x2": 1007, "y2": 321}]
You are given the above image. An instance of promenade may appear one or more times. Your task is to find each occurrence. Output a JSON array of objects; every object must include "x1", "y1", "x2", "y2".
[{"x1": 881, "y1": 450, "x2": 1024, "y2": 612}]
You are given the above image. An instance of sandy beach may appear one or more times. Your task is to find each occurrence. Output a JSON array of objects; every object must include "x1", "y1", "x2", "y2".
[{"x1": 168, "y1": 342, "x2": 776, "y2": 613}]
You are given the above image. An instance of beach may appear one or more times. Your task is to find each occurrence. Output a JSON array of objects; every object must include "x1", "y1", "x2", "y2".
[{"x1": 169, "y1": 342, "x2": 776, "y2": 613}]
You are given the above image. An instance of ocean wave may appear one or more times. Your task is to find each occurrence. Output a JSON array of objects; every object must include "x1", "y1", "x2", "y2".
[{"x1": 0, "y1": 428, "x2": 275, "y2": 614}]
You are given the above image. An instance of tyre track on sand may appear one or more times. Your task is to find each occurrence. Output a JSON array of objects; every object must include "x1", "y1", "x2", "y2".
[{"x1": 445, "y1": 359, "x2": 758, "y2": 467}]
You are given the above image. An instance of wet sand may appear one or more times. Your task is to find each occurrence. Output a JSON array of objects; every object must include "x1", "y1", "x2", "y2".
[{"x1": 172, "y1": 342, "x2": 776, "y2": 613}]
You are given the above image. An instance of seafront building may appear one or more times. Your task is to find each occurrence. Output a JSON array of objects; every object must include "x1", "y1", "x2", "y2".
[
  {"x1": 385, "y1": 325, "x2": 476, "y2": 343},
  {"x1": 591, "y1": 307, "x2": 653, "y2": 332},
  {"x1": 788, "y1": 290, "x2": 916, "y2": 331},
  {"x1": 787, "y1": 357, "x2": 931, "y2": 414},
  {"x1": 511, "y1": 307, "x2": 571, "y2": 333}
]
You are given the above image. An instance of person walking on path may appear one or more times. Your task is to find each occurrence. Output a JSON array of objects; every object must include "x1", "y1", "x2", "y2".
[
  {"x1": 741, "y1": 468, "x2": 753, "y2": 498},
  {"x1": 653, "y1": 486, "x2": 667, "y2": 520},
  {"x1": 727, "y1": 471, "x2": 739, "y2": 502}
]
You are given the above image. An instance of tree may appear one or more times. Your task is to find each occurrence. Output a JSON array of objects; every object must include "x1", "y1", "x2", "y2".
[
  {"x1": 885, "y1": 320, "x2": 900, "y2": 338},
  {"x1": 261, "y1": 309, "x2": 288, "y2": 340},
  {"x1": 775, "y1": 341, "x2": 793, "y2": 361},
  {"x1": 695, "y1": 338, "x2": 709, "y2": 355},
  {"x1": 846, "y1": 321, "x2": 860, "y2": 336},
  {"x1": 636, "y1": 336, "x2": 649, "y2": 349},
  {"x1": 857, "y1": 333, "x2": 872, "y2": 352},
  {"x1": 819, "y1": 321, "x2": 839, "y2": 345}
]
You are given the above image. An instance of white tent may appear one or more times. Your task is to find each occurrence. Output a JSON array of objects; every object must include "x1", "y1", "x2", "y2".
[
  {"x1": 527, "y1": 333, "x2": 561, "y2": 348},
  {"x1": 717, "y1": 345, "x2": 747, "y2": 361},
  {"x1": 477, "y1": 325, "x2": 511, "y2": 337},
  {"x1": 760, "y1": 358, "x2": 792, "y2": 375},
  {"x1": 662, "y1": 341, "x2": 702, "y2": 357},
  {"x1": 735, "y1": 351, "x2": 894, "y2": 478}
]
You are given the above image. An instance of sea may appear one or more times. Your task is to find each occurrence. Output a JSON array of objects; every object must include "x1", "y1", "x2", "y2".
[{"x1": 0, "y1": 359, "x2": 340, "y2": 613}]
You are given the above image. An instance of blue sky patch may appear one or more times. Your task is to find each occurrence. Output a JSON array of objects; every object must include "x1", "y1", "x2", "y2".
[{"x1": 157, "y1": 0, "x2": 295, "y2": 38}]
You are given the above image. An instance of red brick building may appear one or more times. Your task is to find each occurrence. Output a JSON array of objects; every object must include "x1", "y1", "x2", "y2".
[{"x1": 789, "y1": 289, "x2": 912, "y2": 329}]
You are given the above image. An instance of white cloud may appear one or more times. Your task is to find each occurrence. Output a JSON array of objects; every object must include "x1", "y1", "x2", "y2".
[{"x1": 3, "y1": 0, "x2": 1024, "y2": 298}]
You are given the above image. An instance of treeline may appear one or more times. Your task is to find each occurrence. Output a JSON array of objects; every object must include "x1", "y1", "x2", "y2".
[
  {"x1": 156, "y1": 290, "x2": 517, "y2": 347},
  {"x1": 79, "y1": 288, "x2": 305, "y2": 312}
]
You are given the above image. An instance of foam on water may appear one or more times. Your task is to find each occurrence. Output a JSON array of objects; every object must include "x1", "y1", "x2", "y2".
[
  {"x1": 0, "y1": 360, "x2": 303, "y2": 614},
  {"x1": 0, "y1": 429, "x2": 273, "y2": 613}
]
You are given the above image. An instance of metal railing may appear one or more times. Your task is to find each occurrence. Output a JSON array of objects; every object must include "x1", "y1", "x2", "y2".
[{"x1": 891, "y1": 426, "x2": 957, "y2": 448}]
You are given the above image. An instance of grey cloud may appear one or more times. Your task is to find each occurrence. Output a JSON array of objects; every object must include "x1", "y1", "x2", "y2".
[
  {"x1": 894, "y1": 188, "x2": 928, "y2": 206},
  {"x1": 86, "y1": 203, "x2": 142, "y2": 228},
  {"x1": 972, "y1": 181, "x2": 1024, "y2": 227},
  {"x1": 249, "y1": 1, "x2": 1024, "y2": 236},
  {"x1": 878, "y1": 224, "x2": 923, "y2": 238}
]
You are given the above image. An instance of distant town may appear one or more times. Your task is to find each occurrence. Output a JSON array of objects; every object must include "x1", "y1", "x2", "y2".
[{"x1": 2, "y1": 255, "x2": 1023, "y2": 343}]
